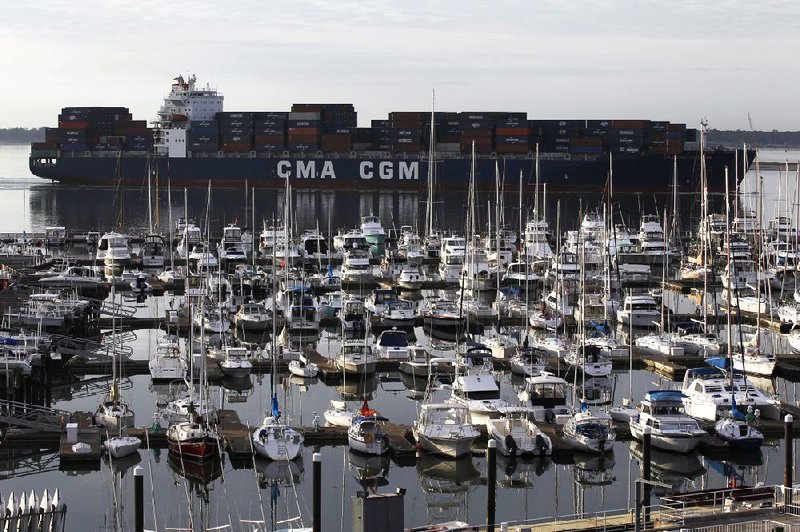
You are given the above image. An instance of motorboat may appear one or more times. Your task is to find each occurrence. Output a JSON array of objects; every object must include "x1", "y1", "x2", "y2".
[
  {"x1": 96, "y1": 232, "x2": 132, "y2": 266},
  {"x1": 376, "y1": 328, "x2": 410, "y2": 360},
  {"x1": 149, "y1": 336, "x2": 187, "y2": 381},
  {"x1": 397, "y1": 265, "x2": 425, "y2": 290},
  {"x1": 421, "y1": 297, "x2": 465, "y2": 329},
  {"x1": 335, "y1": 340, "x2": 377, "y2": 375},
  {"x1": 218, "y1": 346, "x2": 252, "y2": 379},
  {"x1": 360, "y1": 215, "x2": 386, "y2": 256},
  {"x1": 448, "y1": 346, "x2": 509, "y2": 424},
  {"x1": 232, "y1": 302, "x2": 275, "y2": 332},
  {"x1": 564, "y1": 344, "x2": 613, "y2": 377},
  {"x1": 714, "y1": 413, "x2": 764, "y2": 451},
  {"x1": 616, "y1": 294, "x2": 660, "y2": 327},
  {"x1": 628, "y1": 390, "x2": 706, "y2": 453},
  {"x1": 413, "y1": 403, "x2": 480, "y2": 458},
  {"x1": 141, "y1": 234, "x2": 166, "y2": 268},
  {"x1": 104, "y1": 435, "x2": 142, "y2": 459},
  {"x1": 680, "y1": 363, "x2": 780, "y2": 421},
  {"x1": 517, "y1": 371, "x2": 571, "y2": 424},
  {"x1": 486, "y1": 409, "x2": 552, "y2": 457},
  {"x1": 38, "y1": 265, "x2": 105, "y2": 289},
  {"x1": 324, "y1": 400, "x2": 354, "y2": 427}
]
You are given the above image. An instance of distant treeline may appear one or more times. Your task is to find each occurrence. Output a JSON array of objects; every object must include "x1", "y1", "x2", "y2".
[
  {"x1": 708, "y1": 129, "x2": 800, "y2": 148},
  {"x1": 0, "y1": 128, "x2": 45, "y2": 143},
  {"x1": 1, "y1": 126, "x2": 800, "y2": 147}
]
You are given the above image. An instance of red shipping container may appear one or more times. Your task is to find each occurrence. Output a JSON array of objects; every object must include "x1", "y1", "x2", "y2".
[
  {"x1": 221, "y1": 142, "x2": 252, "y2": 152},
  {"x1": 495, "y1": 127, "x2": 530, "y2": 136},
  {"x1": 288, "y1": 127, "x2": 320, "y2": 136},
  {"x1": 612, "y1": 119, "x2": 650, "y2": 129},
  {"x1": 59, "y1": 121, "x2": 89, "y2": 130},
  {"x1": 255, "y1": 134, "x2": 286, "y2": 144},
  {"x1": 496, "y1": 145, "x2": 529, "y2": 154},
  {"x1": 570, "y1": 137, "x2": 603, "y2": 147}
]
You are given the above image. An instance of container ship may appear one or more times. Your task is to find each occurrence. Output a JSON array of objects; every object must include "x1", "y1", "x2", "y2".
[{"x1": 29, "y1": 75, "x2": 751, "y2": 192}]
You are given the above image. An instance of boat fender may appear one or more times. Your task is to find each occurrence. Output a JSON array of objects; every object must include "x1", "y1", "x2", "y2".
[
  {"x1": 505, "y1": 434, "x2": 518, "y2": 455},
  {"x1": 536, "y1": 434, "x2": 548, "y2": 453},
  {"x1": 544, "y1": 409, "x2": 555, "y2": 424}
]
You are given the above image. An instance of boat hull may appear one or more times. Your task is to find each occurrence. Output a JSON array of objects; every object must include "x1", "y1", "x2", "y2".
[{"x1": 30, "y1": 150, "x2": 748, "y2": 193}]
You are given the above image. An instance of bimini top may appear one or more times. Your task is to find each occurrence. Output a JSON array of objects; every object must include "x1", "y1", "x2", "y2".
[{"x1": 643, "y1": 390, "x2": 687, "y2": 403}]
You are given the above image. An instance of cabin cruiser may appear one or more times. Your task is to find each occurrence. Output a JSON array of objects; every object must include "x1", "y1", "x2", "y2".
[
  {"x1": 413, "y1": 403, "x2": 480, "y2": 458},
  {"x1": 218, "y1": 346, "x2": 253, "y2": 379},
  {"x1": 616, "y1": 294, "x2": 660, "y2": 327},
  {"x1": 628, "y1": 391, "x2": 706, "y2": 453},
  {"x1": 421, "y1": 297, "x2": 465, "y2": 329},
  {"x1": 448, "y1": 346, "x2": 509, "y2": 424},
  {"x1": 141, "y1": 234, "x2": 166, "y2": 268},
  {"x1": 149, "y1": 336, "x2": 187, "y2": 381},
  {"x1": 501, "y1": 261, "x2": 540, "y2": 287},
  {"x1": 335, "y1": 340, "x2": 377, "y2": 375},
  {"x1": 349, "y1": 402, "x2": 389, "y2": 455},
  {"x1": 360, "y1": 215, "x2": 386, "y2": 256},
  {"x1": 376, "y1": 328, "x2": 411, "y2": 360},
  {"x1": 397, "y1": 265, "x2": 425, "y2": 290},
  {"x1": 341, "y1": 249, "x2": 374, "y2": 284},
  {"x1": 517, "y1": 371, "x2": 571, "y2": 424},
  {"x1": 299, "y1": 229, "x2": 333, "y2": 262},
  {"x1": 217, "y1": 224, "x2": 248, "y2": 264},
  {"x1": 523, "y1": 218, "x2": 553, "y2": 259},
  {"x1": 96, "y1": 232, "x2": 132, "y2": 266},
  {"x1": 38, "y1": 265, "x2": 104, "y2": 289},
  {"x1": 176, "y1": 221, "x2": 202, "y2": 259},
  {"x1": 438, "y1": 235, "x2": 467, "y2": 283},
  {"x1": 232, "y1": 302, "x2": 275, "y2": 332},
  {"x1": 680, "y1": 364, "x2": 780, "y2": 421}
]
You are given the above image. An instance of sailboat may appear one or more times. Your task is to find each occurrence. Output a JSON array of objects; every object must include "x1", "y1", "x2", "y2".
[
  {"x1": 95, "y1": 285, "x2": 135, "y2": 430},
  {"x1": 103, "y1": 288, "x2": 141, "y2": 459},
  {"x1": 166, "y1": 291, "x2": 221, "y2": 461},
  {"x1": 252, "y1": 247, "x2": 304, "y2": 461},
  {"x1": 348, "y1": 400, "x2": 389, "y2": 455}
]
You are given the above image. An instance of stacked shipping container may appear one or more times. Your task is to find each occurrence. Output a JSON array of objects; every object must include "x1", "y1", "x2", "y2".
[{"x1": 42, "y1": 103, "x2": 696, "y2": 160}]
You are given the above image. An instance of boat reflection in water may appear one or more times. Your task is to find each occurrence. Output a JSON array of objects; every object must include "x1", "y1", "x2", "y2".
[
  {"x1": 166, "y1": 452, "x2": 224, "y2": 531},
  {"x1": 336, "y1": 374, "x2": 378, "y2": 401},
  {"x1": 496, "y1": 453, "x2": 551, "y2": 489},
  {"x1": 256, "y1": 456, "x2": 305, "y2": 490},
  {"x1": 573, "y1": 451, "x2": 616, "y2": 486},
  {"x1": 417, "y1": 454, "x2": 480, "y2": 524},
  {"x1": 629, "y1": 441, "x2": 706, "y2": 495},
  {"x1": 576, "y1": 377, "x2": 613, "y2": 406},
  {"x1": 349, "y1": 450, "x2": 390, "y2": 492}
]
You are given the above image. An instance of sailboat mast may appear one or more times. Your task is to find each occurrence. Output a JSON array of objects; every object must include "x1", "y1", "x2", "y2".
[
  {"x1": 701, "y1": 121, "x2": 709, "y2": 329},
  {"x1": 147, "y1": 163, "x2": 153, "y2": 234},
  {"x1": 426, "y1": 90, "x2": 436, "y2": 240},
  {"x1": 724, "y1": 167, "x2": 734, "y2": 386}
]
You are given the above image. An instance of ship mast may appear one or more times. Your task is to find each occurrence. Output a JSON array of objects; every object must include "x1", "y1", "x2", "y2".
[{"x1": 425, "y1": 90, "x2": 436, "y2": 240}]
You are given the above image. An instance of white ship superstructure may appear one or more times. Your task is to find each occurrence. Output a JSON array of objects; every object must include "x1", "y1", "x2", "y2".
[{"x1": 153, "y1": 75, "x2": 223, "y2": 158}]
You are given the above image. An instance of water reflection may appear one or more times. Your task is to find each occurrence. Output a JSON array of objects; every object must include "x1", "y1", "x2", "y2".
[{"x1": 417, "y1": 454, "x2": 480, "y2": 523}]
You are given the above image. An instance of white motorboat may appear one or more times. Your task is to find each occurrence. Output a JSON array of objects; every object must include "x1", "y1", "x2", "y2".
[
  {"x1": 448, "y1": 346, "x2": 509, "y2": 424},
  {"x1": 616, "y1": 294, "x2": 660, "y2": 327},
  {"x1": 397, "y1": 265, "x2": 425, "y2": 290},
  {"x1": 517, "y1": 371, "x2": 571, "y2": 424},
  {"x1": 96, "y1": 232, "x2": 132, "y2": 266},
  {"x1": 421, "y1": 297, "x2": 465, "y2": 329},
  {"x1": 486, "y1": 409, "x2": 552, "y2": 456},
  {"x1": 232, "y1": 302, "x2": 275, "y2": 332},
  {"x1": 413, "y1": 403, "x2": 480, "y2": 458},
  {"x1": 219, "y1": 346, "x2": 253, "y2": 379},
  {"x1": 376, "y1": 328, "x2": 410, "y2": 360},
  {"x1": 141, "y1": 234, "x2": 166, "y2": 268},
  {"x1": 38, "y1": 265, "x2": 105, "y2": 288},
  {"x1": 680, "y1": 364, "x2": 780, "y2": 421},
  {"x1": 335, "y1": 340, "x2": 377, "y2": 375},
  {"x1": 628, "y1": 390, "x2": 706, "y2": 453},
  {"x1": 635, "y1": 333, "x2": 685, "y2": 357},
  {"x1": 149, "y1": 336, "x2": 187, "y2": 381}
]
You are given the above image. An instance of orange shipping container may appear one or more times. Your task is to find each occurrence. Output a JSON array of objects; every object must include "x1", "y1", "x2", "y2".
[{"x1": 495, "y1": 127, "x2": 529, "y2": 136}]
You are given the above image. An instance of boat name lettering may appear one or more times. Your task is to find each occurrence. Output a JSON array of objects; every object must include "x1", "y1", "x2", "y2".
[
  {"x1": 276, "y1": 160, "x2": 337, "y2": 179},
  {"x1": 359, "y1": 161, "x2": 419, "y2": 180}
]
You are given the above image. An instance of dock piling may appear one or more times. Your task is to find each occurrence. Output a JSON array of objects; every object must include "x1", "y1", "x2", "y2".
[
  {"x1": 134, "y1": 465, "x2": 143, "y2": 532},
  {"x1": 786, "y1": 414, "x2": 794, "y2": 505},
  {"x1": 487, "y1": 438, "x2": 497, "y2": 532},
  {"x1": 313, "y1": 452, "x2": 321, "y2": 532}
]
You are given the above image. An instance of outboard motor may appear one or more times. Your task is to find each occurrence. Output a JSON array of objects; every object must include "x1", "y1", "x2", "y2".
[
  {"x1": 505, "y1": 434, "x2": 518, "y2": 455},
  {"x1": 536, "y1": 434, "x2": 548, "y2": 454}
]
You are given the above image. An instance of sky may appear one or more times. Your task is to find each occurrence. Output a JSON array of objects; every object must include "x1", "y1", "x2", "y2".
[{"x1": 3, "y1": 0, "x2": 800, "y2": 130}]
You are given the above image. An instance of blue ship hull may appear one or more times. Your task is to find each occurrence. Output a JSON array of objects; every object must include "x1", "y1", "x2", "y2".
[{"x1": 29, "y1": 150, "x2": 749, "y2": 192}]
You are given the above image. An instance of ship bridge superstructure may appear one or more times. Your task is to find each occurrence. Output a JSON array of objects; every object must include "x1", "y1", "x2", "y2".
[{"x1": 153, "y1": 75, "x2": 223, "y2": 157}]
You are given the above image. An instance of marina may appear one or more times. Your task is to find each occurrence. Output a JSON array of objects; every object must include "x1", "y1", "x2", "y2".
[{"x1": 6, "y1": 142, "x2": 800, "y2": 530}]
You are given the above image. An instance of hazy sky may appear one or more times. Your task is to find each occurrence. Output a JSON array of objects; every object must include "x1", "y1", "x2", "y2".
[{"x1": 4, "y1": 0, "x2": 800, "y2": 130}]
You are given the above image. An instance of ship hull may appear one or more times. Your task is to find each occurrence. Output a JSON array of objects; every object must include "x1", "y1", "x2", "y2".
[{"x1": 30, "y1": 150, "x2": 750, "y2": 192}]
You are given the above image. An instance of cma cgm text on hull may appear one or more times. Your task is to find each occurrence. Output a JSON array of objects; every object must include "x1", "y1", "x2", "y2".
[{"x1": 28, "y1": 74, "x2": 753, "y2": 192}]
